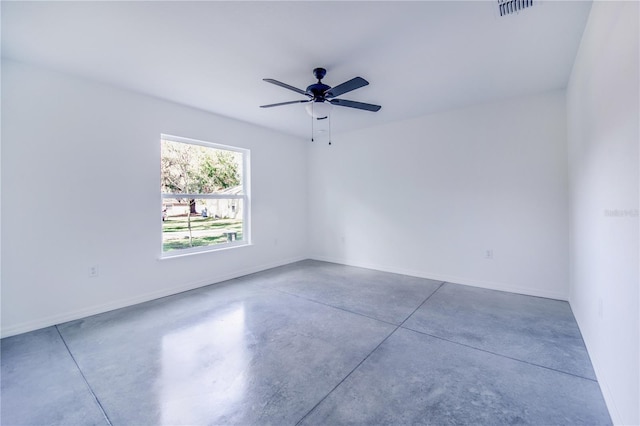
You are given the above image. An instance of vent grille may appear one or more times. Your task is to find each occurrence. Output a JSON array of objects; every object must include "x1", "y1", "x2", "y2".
[{"x1": 498, "y1": 0, "x2": 535, "y2": 16}]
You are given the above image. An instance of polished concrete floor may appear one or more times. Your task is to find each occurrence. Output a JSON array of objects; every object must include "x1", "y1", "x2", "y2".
[{"x1": 1, "y1": 260, "x2": 611, "y2": 425}]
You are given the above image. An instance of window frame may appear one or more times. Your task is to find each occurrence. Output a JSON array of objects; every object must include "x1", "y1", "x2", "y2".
[{"x1": 160, "y1": 134, "x2": 251, "y2": 258}]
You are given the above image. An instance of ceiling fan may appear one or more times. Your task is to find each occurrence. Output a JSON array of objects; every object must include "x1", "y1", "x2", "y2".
[{"x1": 260, "y1": 67, "x2": 381, "y2": 119}]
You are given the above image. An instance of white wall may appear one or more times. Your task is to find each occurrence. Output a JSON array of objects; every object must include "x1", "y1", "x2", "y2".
[
  {"x1": 309, "y1": 91, "x2": 569, "y2": 300},
  {"x1": 1, "y1": 60, "x2": 308, "y2": 337},
  {"x1": 566, "y1": 2, "x2": 639, "y2": 425}
]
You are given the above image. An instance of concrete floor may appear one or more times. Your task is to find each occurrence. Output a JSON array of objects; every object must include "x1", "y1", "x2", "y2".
[{"x1": 1, "y1": 260, "x2": 611, "y2": 425}]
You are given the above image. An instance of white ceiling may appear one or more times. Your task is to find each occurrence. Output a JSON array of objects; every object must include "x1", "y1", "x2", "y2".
[{"x1": 2, "y1": 1, "x2": 592, "y2": 139}]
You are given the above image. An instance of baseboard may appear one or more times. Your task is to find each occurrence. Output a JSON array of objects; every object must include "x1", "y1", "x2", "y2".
[
  {"x1": 309, "y1": 254, "x2": 569, "y2": 301},
  {"x1": 0, "y1": 255, "x2": 306, "y2": 338},
  {"x1": 586, "y1": 348, "x2": 622, "y2": 425},
  {"x1": 569, "y1": 302, "x2": 623, "y2": 425},
  {"x1": 2, "y1": 254, "x2": 568, "y2": 338}
]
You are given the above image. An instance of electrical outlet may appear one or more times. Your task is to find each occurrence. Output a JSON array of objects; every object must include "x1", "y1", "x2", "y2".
[
  {"x1": 88, "y1": 265, "x2": 99, "y2": 278},
  {"x1": 485, "y1": 249, "x2": 494, "y2": 259}
]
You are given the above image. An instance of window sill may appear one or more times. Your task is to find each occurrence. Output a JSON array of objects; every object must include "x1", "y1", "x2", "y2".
[{"x1": 159, "y1": 241, "x2": 252, "y2": 260}]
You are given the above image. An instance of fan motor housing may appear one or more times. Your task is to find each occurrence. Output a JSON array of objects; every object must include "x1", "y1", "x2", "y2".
[{"x1": 306, "y1": 83, "x2": 331, "y2": 99}]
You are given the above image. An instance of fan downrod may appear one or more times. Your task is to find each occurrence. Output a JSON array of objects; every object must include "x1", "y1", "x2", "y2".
[{"x1": 307, "y1": 68, "x2": 330, "y2": 100}]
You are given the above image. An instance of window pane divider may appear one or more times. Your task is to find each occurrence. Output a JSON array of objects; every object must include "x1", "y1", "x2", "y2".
[{"x1": 162, "y1": 193, "x2": 245, "y2": 200}]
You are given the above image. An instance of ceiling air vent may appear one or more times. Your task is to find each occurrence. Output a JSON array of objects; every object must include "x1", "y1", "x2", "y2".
[{"x1": 498, "y1": 0, "x2": 535, "y2": 17}]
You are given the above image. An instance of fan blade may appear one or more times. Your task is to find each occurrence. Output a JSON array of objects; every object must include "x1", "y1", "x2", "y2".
[
  {"x1": 329, "y1": 98, "x2": 381, "y2": 112},
  {"x1": 263, "y1": 79, "x2": 309, "y2": 96},
  {"x1": 324, "y1": 77, "x2": 369, "y2": 98},
  {"x1": 260, "y1": 100, "x2": 310, "y2": 108}
]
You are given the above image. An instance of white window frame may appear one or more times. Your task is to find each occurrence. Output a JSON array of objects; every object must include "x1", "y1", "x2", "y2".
[{"x1": 160, "y1": 134, "x2": 251, "y2": 257}]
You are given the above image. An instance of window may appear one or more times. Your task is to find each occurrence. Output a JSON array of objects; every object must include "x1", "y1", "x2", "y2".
[{"x1": 161, "y1": 134, "x2": 250, "y2": 256}]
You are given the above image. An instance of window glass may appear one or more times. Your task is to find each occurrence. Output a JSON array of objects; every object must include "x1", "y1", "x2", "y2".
[{"x1": 161, "y1": 135, "x2": 249, "y2": 256}]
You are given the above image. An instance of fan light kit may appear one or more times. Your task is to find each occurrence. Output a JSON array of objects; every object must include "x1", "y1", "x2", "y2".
[
  {"x1": 260, "y1": 67, "x2": 381, "y2": 145},
  {"x1": 305, "y1": 101, "x2": 332, "y2": 119}
]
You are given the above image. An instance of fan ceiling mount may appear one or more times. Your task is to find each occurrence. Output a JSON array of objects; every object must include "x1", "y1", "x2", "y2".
[{"x1": 260, "y1": 67, "x2": 382, "y2": 118}]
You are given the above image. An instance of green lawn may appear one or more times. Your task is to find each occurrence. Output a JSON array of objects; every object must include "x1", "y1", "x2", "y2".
[{"x1": 162, "y1": 215, "x2": 243, "y2": 252}]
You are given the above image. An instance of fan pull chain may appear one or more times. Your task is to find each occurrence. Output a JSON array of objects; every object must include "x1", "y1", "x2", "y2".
[
  {"x1": 311, "y1": 102, "x2": 314, "y2": 142},
  {"x1": 328, "y1": 114, "x2": 332, "y2": 146}
]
